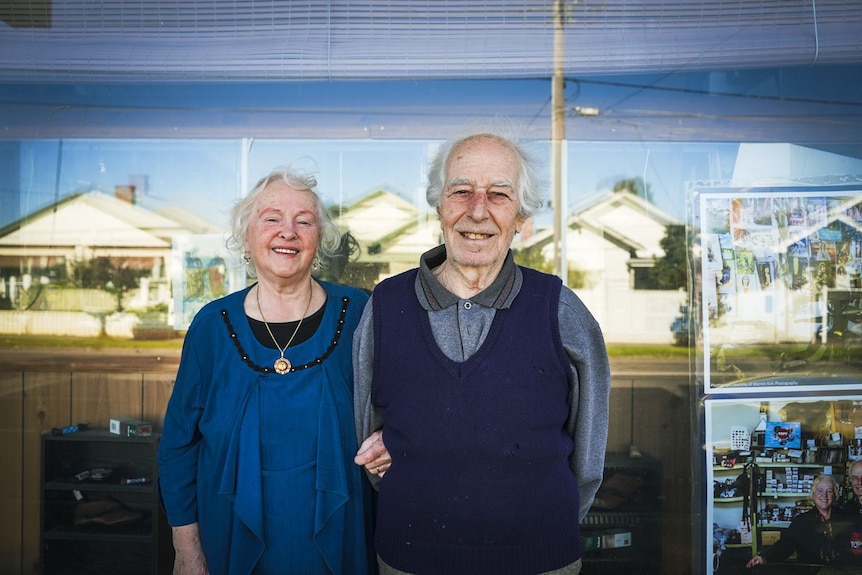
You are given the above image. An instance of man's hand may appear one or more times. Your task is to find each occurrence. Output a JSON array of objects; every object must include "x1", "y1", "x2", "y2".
[{"x1": 354, "y1": 429, "x2": 391, "y2": 477}]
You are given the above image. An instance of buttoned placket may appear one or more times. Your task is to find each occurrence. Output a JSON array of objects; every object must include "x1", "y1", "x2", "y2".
[{"x1": 455, "y1": 299, "x2": 486, "y2": 360}]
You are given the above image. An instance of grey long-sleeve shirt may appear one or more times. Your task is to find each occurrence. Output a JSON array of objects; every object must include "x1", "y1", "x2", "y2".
[{"x1": 353, "y1": 245, "x2": 611, "y2": 521}]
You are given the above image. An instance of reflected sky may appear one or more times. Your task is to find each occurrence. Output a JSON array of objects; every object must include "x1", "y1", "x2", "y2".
[
  {"x1": 7, "y1": 136, "x2": 743, "y2": 231},
  {"x1": 2, "y1": 65, "x2": 860, "y2": 229}
]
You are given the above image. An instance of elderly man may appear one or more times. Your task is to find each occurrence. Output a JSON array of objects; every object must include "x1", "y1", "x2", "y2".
[
  {"x1": 353, "y1": 125, "x2": 611, "y2": 575},
  {"x1": 846, "y1": 459, "x2": 862, "y2": 515},
  {"x1": 844, "y1": 459, "x2": 862, "y2": 563}
]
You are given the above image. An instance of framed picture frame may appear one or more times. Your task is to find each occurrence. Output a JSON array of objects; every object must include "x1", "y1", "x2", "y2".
[{"x1": 696, "y1": 186, "x2": 862, "y2": 394}]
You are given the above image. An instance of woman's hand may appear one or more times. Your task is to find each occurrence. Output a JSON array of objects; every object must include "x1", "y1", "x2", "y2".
[
  {"x1": 172, "y1": 524, "x2": 210, "y2": 575},
  {"x1": 354, "y1": 429, "x2": 391, "y2": 477},
  {"x1": 746, "y1": 554, "x2": 765, "y2": 568}
]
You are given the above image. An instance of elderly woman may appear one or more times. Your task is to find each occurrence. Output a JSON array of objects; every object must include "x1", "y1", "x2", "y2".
[
  {"x1": 747, "y1": 474, "x2": 849, "y2": 568},
  {"x1": 158, "y1": 167, "x2": 373, "y2": 575}
]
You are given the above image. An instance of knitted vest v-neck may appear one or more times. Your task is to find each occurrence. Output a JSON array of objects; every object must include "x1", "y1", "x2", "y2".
[{"x1": 371, "y1": 267, "x2": 582, "y2": 574}]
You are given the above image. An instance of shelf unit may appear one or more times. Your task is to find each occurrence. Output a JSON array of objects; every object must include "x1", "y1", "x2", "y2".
[
  {"x1": 581, "y1": 451, "x2": 663, "y2": 575},
  {"x1": 40, "y1": 429, "x2": 171, "y2": 575}
]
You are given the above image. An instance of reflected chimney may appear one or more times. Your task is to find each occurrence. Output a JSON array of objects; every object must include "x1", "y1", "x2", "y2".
[{"x1": 115, "y1": 185, "x2": 136, "y2": 204}]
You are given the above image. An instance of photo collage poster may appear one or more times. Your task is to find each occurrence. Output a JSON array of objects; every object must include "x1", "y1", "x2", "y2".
[{"x1": 699, "y1": 188, "x2": 862, "y2": 393}]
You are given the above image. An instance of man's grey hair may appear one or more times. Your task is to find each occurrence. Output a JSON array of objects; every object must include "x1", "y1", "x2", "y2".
[{"x1": 425, "y1": 118, "x2": 545, "y2": 219}]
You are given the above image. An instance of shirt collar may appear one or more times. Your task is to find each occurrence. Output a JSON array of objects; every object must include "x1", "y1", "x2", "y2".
[{"x1": 415, "y1": 245, "x2": 521, "y2": 311}]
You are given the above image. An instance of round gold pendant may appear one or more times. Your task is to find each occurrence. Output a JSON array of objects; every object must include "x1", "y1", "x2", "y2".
[{"x1": 274, "y1": 357, "x2": 291, "y2": 374}]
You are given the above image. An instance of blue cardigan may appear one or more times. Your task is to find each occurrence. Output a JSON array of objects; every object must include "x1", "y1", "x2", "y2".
[{"x1": 158, "y1": 281, "x2": 371, "y2": 575}]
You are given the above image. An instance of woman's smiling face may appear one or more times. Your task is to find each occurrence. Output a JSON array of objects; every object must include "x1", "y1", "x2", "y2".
[
  {"x1": 247, "y1": 180, "x2": 320, "y2": 284},
  {"x1": 812, "y1": 480, "x2": 835, "y2": 515}
]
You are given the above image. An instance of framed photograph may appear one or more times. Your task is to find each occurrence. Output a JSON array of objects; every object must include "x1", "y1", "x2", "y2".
[
  {"x1": 704, "y1": 393, "x2": 862, "y2": 575},
  {"x1": 697, "y1": 187, "x2": 862, "y2": 394}
]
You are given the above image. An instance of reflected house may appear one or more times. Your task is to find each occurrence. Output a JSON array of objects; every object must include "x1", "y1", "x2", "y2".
[
  {"x1": 519, "y1": 189, "x2": 686, "y2": 344},
  {"x1": 333, "y1": 186, "x2": 441, "y2": 287},
  {"x1": 0, "y1": 185, "x2": 223, "y2": 336},
  {"x1": 338, "y1": 185, "x2": 687, "y2": 344}
]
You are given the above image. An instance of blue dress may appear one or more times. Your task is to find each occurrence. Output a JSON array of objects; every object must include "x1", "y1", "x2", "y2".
[{"x1": 158, "y1": 281, "x2": 372, "y2": 575}]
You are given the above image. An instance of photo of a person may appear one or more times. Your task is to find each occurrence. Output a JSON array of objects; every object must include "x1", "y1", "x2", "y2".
[
  {"x1": 813, "y1": 240, "x2": 835, "y2": 262},
  {"x1": 756, "y1": 261, "x2": 774, "y2": 290},
  {"x1": 837, "y1": 265, "x2": 850, "y2": 289},
  {"x1": 837, "y1": 241, "x2": 851, "y2": 265},
  {"x1": 746, "y1": 475, "x2": 851, "y2": 568},
  {"x1": 735, "y1": 251, "x2": 755, "y2": 275}
]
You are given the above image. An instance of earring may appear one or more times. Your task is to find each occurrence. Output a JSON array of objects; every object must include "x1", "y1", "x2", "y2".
[
  {"x1": 312, "y1": 256, "x2": 320, "y2": 271},
  {"x1": 243, "y1": 252, "x2": 251, "y2": 264}
]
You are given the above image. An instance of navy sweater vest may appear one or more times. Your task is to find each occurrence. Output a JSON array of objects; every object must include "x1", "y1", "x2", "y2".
[{"x1": 371, "y1": 267, "x2": 582, "y2": 574}]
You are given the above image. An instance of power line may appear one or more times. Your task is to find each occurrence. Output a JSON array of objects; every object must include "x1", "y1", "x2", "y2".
[{"x1": 572, "y1": 77, "x2": 862, "y2": 109}]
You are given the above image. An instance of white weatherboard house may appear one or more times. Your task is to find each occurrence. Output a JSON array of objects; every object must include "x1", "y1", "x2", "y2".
[
  {"x1": 519, "y1": 189, "x2": 686, "y2": 345},
  {"x1": 0, "y1": 187, "x2": 223, "y2": 336}
]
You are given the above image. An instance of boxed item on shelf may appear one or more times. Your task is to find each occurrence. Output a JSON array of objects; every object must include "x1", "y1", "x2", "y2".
[
  {"x1": 601, "y1": 528, "x2": 633, "y2": 549},
  {"x1": 109, "y1": 418, "x2": 152, "y2": 438}
]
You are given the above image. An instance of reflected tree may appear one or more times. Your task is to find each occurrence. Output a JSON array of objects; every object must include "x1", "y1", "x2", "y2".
[
  {"x1": 72, "y1": 257, "x2": 148, "y2": 313},
  {"x1": 647, "y1": 224, "x2": 688, "y2": 290},
  {"x1": 614, "y1": 176, "x2": 653, "y2": 204},
  {"x1": 513, "y1": 244, "x2": 589, "y2": 289}
]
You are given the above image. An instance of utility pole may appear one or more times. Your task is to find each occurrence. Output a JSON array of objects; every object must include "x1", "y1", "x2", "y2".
[{"x1": 551, "y1": 0, "x2": 567, "y2": 283}]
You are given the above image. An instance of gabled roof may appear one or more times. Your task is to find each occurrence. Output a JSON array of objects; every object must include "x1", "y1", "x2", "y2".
[
  {"x1": 520, "y1": 190, "x2": 681, "y2": 258},
  {"x1": 334, "y1": 187, "x2": 440, "y2": 261},
  {"x1": 155, "y1": 205, "x2": 225, "y2": 235},
  {"x1": 0, "y1": 190, "x2": 214, "y2": 248},
  {"x1": 336, "y1": 188, "x2": 417, "y2": 243}
]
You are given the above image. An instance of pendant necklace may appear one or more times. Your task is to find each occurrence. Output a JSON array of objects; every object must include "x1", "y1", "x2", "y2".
[{"x1": 256, "y1": 280, "x2": 313, "y2": 374}]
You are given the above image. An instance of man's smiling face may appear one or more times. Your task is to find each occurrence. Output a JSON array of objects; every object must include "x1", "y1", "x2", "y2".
[{"x1": 437, "y1": 134, "x2": 526, "y2": 275}]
